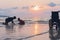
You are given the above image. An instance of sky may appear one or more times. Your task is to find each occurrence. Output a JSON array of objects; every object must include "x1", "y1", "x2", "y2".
[
  {"x1": 0, "y1": 0, "x2": 60, "y2": 20},
  {"x1": 0, "y1": 0, "x2": 60, "y2": 8}
]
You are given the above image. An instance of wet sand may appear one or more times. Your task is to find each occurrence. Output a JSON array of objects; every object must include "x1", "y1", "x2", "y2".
[{"x1": 0, "y1": 23, "x2": 50, "y2": 40}]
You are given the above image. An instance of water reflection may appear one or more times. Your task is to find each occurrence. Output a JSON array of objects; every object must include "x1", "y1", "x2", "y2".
[
  {"x1": 49, "y1": 28, "x2": 60, "y2": 40},
  {"x1": 0, "y1": 23, "x2": 50, "y2": 40},
  {"x1": 34, "y1": 23, "x2": 38, "y2": 34},
  {"x1": 18, "y1": 25, "x2": 24, "y2": 29},
  {"x1": 5, "y1": 23, "x2": 15, "y2": 35}
]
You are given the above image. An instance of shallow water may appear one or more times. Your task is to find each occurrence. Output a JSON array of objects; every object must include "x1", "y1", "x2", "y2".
[{"x1": 0, "y1": 23, "x2": 50, "y2": 40}]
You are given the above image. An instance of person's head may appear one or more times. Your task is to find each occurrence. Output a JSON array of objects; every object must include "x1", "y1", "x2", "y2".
[
  {"x1": 13, "y1": 16, "x2": 16, "y2": 19},
  {"x1": 18, "y1": 18, "x2": 20, "y2": 21}
]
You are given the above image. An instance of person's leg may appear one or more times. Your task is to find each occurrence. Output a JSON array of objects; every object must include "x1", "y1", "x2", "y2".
[
  {"x1": 5, "y1": 21, "x2": 8, "y2": 25},
  {"x1": 5, "y1": 19, "x2": 9, "y2": 25}
]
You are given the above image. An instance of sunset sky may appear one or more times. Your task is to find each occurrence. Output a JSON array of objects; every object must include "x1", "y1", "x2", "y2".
[
  {"x1": 0, "y1": 0, "x2": 60, "y2": 8},
  {"x1": 0, "y1": 0, "x2": 60, "y2": 20}
]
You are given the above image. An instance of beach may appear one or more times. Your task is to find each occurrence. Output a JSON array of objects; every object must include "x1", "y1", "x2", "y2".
[
  {"x1": 0, "y1": 23, "x2": 50, "y2": 40},
  {"x1": 0, "y1": 0, "x2": 60, "y2": 40}
]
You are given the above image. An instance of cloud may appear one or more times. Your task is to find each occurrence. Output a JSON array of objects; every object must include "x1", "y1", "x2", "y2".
[
  {"x1": 0, "y1": 7, "x2": 18, "y2": 16},
  {"x1": 48, "y1": 2, "x2": 56, "y2": 7},
  {"x1": 9, "y1": 7, "x2": 18, "y2": 10},
  {"x1": 56, "y1": 4, "x2": 60, "y2": 6},
  {"x1": 22, "y1": 6, "x2": 29, "y2": 9},
  {"x1": 0, "y1": 7, "x2": 18, "y2": 11}
]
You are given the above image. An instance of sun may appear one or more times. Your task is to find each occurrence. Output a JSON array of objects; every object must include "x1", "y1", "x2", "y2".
[{"x1": 32, "y1": 5, "x2": 40, "y2": 11}]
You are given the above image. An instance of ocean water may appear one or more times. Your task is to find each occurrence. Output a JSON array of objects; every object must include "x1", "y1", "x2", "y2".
[{"x1": 0, "y1": 22, "x2": 51, "y2": 40}]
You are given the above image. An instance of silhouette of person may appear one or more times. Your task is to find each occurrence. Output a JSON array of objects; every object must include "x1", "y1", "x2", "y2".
[
  {"x1": 4, "y1": 16, "x2": 16, "y2": 25},
  {"x1": 51, "y1": 11, "x2": 59, "y2": 23},
  {"x1": 49, "y1": 11, "x2": 60, "y2": 30},
  {"x1": 18, "y1": 18, "x2": 25, "y2": 25}
]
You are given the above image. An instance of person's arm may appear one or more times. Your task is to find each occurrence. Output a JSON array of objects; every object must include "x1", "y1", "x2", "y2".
[{"x1": 12, "y1": 21, "x2": 14, "y2": 23}]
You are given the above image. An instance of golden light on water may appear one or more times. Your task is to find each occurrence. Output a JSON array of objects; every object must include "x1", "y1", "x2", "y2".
[{"x1": 34, "y1": 23, "x2": 38, "y2": 34}]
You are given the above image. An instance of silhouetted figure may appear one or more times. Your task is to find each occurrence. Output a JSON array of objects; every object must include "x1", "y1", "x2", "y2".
[
  {"x1": 18, "y1": 18, "x2": 25, "y2": 25},
  {"x1": 52, "y1": 11, "x2": 59, "y2": 22},
  {"x1": 3, "y1": 16, "x2": 16, "y2": 25},
  {"x1": 49, "y1": 11, "x2": 60, "y2": 30},
  {"x1": 49, "y1": 28, "x2": 60, "y2": 40}
]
